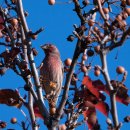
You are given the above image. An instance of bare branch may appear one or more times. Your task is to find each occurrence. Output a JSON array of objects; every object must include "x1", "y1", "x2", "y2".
[
  {"x1": 56, "y1": 39, "x2": 81, "y2": 120},
  {"x1": 108, "y1": 27, "x2": 130, "y2": 51},
  {"x1": 73, "y1": 0, "x2": 86, "y2": 25},
  {"x1": 16, "y1": 0, "x2": 49, "y2": 125},
  {"x1": 100, "y1": 51, "x2": 119, "y2": 129}
]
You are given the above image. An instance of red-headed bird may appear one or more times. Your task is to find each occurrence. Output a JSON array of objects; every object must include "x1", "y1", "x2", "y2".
[{"x1": 40, "y1": 44, "x2": 63, "y2": 115}]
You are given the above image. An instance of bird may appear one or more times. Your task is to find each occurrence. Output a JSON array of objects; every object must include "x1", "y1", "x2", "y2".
[{"x1": 40, "y1": 44, "x2": 63, "y2": 115}]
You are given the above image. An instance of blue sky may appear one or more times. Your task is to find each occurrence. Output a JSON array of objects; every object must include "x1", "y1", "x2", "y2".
[{"x1": 0, "y1": 0, "x2": 130, "y2": 130}]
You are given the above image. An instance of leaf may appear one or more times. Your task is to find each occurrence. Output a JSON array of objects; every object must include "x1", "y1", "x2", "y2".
[
  {"x1": 0, "y1": 89, "x2": 21, "y2": 107},
  {"x1": 1, "y1": 48, "x2": 20, "y2": 64},
  {"x1": 83, "y1": 108, "x2": 99, "y2": 129},
  {"x1": 95, "y1": 101, "x2": 109, "y2": 117},
  {"x1": 9, "y1": 48, "x2": 21, "y2": 60},
  {"x1": 108, "y1": 80, "x2": 130, "y2": 105},
  {"x1": 82, "y1": 76, "x2": 104, "y2": 99},
  {"x1": 33, "y1": 103, "x2": 43, "y2": 119},
  {"x1": 92, "y1": 79, "x2": 106, "y2": 91},
  {"x1": 83, "y1": 76, "x2": 130, "y2": 105},
  {"x1": 0, "y1": 24, "x2": 4, "y2": 30},
  {"x1": 0, "y1": 16, "x2": 4, "y2": 24}
]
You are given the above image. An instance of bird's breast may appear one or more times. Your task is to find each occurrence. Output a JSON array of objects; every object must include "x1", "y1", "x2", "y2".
[{"x1": 40, "y1": 55, "x2": 63, "y2": 94}]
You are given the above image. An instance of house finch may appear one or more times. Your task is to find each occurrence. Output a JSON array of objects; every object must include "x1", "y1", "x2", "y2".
[{"x1": 40, "y1": 44, "x2": 63, "y2": 115}]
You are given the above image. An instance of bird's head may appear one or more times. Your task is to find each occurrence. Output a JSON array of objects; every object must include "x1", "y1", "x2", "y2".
[{"x1": 41, "y1": 44, "x2": 60, "y2": 56}]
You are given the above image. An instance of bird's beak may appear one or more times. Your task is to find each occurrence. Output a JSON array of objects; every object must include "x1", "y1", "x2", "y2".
[{"x1": 41, "y1": 45, "x2": 48, "y2": 50}]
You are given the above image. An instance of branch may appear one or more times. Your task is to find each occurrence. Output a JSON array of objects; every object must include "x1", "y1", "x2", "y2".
[
  {"x1": 100, "y1": 51, "x2": 119, "y2": 129},
  {"x1": 97, "y1": 0, "x2": 107, "y2": 21},
  {"x1": 16, "y1": 0, "x2": 49, "y2": 124},
  {"x1": 28, "y1": 92, "x2": 38, "y2": 130},
  {"x1": 73, "y1": 0, "x2": 86, "y2": 25},
  {"x1": 108, "y1": 27, "x2": 130, "y2": 51},
  {"x1": 56, "y1": 39, "x2": 81, "y2": 120},
  {"x1": 0, "y1": 42, "x2": 11, "y2": 47}
]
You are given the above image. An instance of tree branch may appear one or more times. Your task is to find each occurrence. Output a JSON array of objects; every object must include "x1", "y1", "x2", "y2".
[
  {"x1": 108, "y1": 27, "x2": 130, "y2": 51},
  {"x1": 100, "y1": 51, "x2": 119, "y2": 129},
  {"x1": 56, "y1": 39, "x2": 81, "y2": 120},
  {"x1": 16, "y1": 0, "x2": 49, "y2": 125}
]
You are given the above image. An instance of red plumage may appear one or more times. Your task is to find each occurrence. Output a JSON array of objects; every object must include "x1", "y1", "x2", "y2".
[{"x1": 40, "y1": 44, "x2": 63, "y2": 115}]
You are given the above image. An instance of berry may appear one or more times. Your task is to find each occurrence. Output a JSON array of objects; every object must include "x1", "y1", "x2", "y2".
[
  {"x1": 67, "y1": 35, "x2": 75, "y2": 42},
  {"x1": 94, "y1": 69, "x2": 100, "y2": 76},
  {"x1": 88, "y1": 19, "x2": 95, "y2": 26},
  {"x1": 116, "y1": 66, "x2": 125, "y2": 74},
  {"x1": 93, "y1": 26, "x2": 99, "y2": 32},
  {"x1": 5, "y1": 36, "x2": 11, "y2": 42},
  {"x1": 48, "y1": 0, "x2": 55, "y2": 5},
  {"x1": 10, "y1": 118, "x2": 17, "y2": 124},
  {"x1": 87, "y1": 50, "x2": 94, "y2": 57},
  {"x1": 50, "y1": 107, "x2": 56, "y2": 115},
  {"x1": 81, "y1": 65, "x2": 87, "y2": 73},
  {"x1": 94, "y1": 45, "x2": 100, "y2": 53},
  {"x1": 124, "y1": 8, "x2": 130, "y2": 16},
  {"x1": 10, "y1": 18, "x2": 18, "y2": 26},
  {"x1": 82, "y1": 54, "x2": 87, "y2": 60},
  {"x1": 0, "y1": 121, "x2": 7, "y2": 128},
  {"x1": 103, "y1": 8, "x2": 109, "y2": 14},
  {"x1": 64, "y1": 58, "x2": 72, "y2": 66},
  {"x1": 124, "y1": 116, "x2": 130, "y2": 122}
]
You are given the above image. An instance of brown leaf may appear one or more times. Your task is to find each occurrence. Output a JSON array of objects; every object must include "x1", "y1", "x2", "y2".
[
  {"x1": 0, "y1": 89, "x2": 21, "y2": 107},
  {"x1": 1, "y1": 48, "x2": 20, "y2": 64}
]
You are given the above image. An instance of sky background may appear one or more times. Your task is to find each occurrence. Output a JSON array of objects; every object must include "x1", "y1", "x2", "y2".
[{"x1": 0, "y1": 0, "x2": 130, "y2": 130}]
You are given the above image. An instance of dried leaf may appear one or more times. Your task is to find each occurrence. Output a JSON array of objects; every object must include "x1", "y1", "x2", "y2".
[
  {"x1": 92, "y1": 79, "x2": 106, "y2": 91},
  {"x1": 83, "y1": 108, "x2": 98, "y2": 129},
  {"x1": 82, "y1": 76, "x2": 104, "y2": 99},
  {"x1": 95, "y1": 101, "x2": 109, "y2": 117},
  {"x1": 0, "y1": 16, "x2": 4, "y2": 24},
  {"x1": 89, "y1": 78, "x2": 130, "y2": 105},
  {"x1": 33, "y1": 104, "x2": 43, "y2": 119},
  {"x1": 1, "y1": 48, "x2": 20, "y2": 64},
  {"x1": 9, "y1": 48, "x2": 21, "y2": 59},
  {"x1": 108, "y1": 80, "x2": 130, "y2": 105},
  {"x1": 0, "y1": 24, "x2": 4, "y2": 30},
  {"x1": 0, "y1": 89, "x2": 21, "y2": 107}
]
